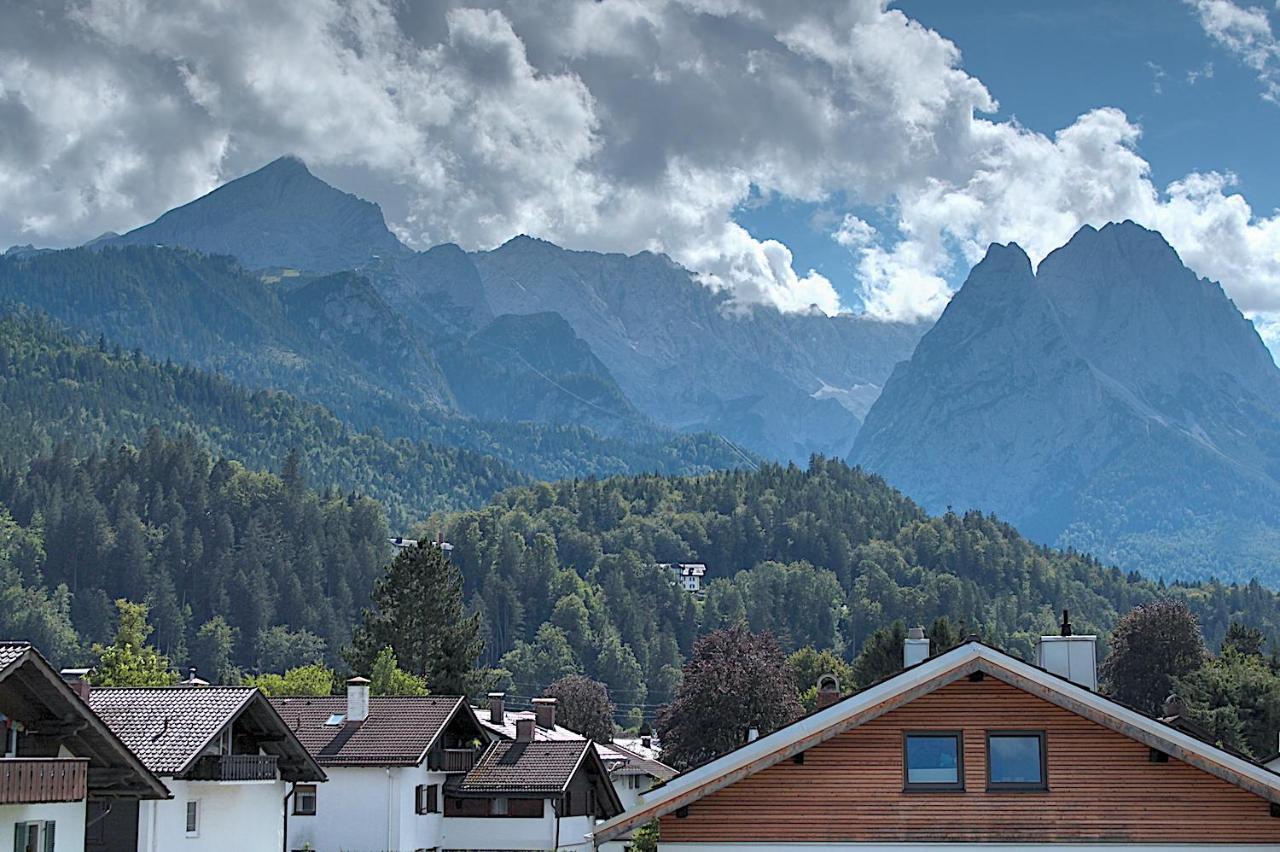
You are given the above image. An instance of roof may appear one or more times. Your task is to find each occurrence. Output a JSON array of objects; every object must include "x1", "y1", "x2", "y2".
[
  {"x1": 271, "y1": 695, "x2": 483, "y2": 766},
  {"x1": 604, "y1": 741, "x2": 676, "y2": 781},
  {"x1": 89, "y1": 686, "x2": 324, "y2": 781},
  {"x1": 477, "y1": 709, "x2": 659, "y2": 776},
  {"x1": 459, "y1": 739, "x2": 593, "y2": 794},
  {"x1": 593, "y1": 639, "x2": 1280, "y2": 843},
  {"x1": 0, "y1": 642, "x2": 169, "y2": 800}
]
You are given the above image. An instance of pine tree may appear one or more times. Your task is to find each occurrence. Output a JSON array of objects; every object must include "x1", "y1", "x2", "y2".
[{"x1": 347, "y1": 542, "x2": 482, "y2": 695}]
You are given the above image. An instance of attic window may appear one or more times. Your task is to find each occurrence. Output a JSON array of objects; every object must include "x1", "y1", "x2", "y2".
[
  {"x1": 986, "y1": 731, "x2": 1047, "y2": 791},
  {"x1": 324, "y1": 713, "x2": 346, "y2": 726},
  {"x1": 903, "y1": 732, "x2": 963, "y2": 791}
]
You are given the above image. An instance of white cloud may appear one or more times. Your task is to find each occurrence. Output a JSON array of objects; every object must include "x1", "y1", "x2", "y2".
[
  {"x1": 0, "y1": 0, "x2": 1278, "y2": 331},
  {"x1": 1187, "y1": 0, "x2": 1280, "y2": 102}
]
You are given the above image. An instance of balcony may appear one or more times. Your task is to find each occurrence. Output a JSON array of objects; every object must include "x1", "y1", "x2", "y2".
[
  {"x1": 188, "y1": 753, "x2": 279, "y2": 782},
  {"x1": 428, "y1": 748, "x2": 476, "y2": 773},
  {"x1": 0, "y1": 758, "x2": 89, "y2": 804}
]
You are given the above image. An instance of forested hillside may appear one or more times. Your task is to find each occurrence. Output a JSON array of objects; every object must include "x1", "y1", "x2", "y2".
[
  {"x1": 0, "y1": 431, "x2": 387, "y2": 668},
  {"x1": 439, "y1": 458, "x2": 1280, "y2": 716}
]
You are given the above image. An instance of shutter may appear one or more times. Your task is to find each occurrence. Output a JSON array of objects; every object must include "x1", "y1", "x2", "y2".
[
  {"x1": 14, "y1": 824, "x2": 23, "y2": 852},
  {"x1": 41, "y1": 823, "x2": 54, "y2": 852},
  {"x1": 427, "y1": 784, "x2": 438, "y2": 814}
]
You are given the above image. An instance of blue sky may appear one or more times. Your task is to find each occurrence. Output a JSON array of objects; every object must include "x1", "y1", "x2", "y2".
[{"x1": 738, "y1": 0, "x2": 1280, "y2": 310}]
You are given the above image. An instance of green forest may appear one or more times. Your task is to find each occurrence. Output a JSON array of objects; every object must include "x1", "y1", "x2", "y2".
[{"x1": 436, "y1": 458, "x2": 1280, "y2": 719}]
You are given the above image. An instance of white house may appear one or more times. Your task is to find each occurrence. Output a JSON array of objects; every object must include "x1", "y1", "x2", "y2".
[
  {"x1": 272, "y1": 677, "x2": 490, "y2": 852},
  {"x1": 657, "y1": 563, "x2": 706, "y2": 593},
  {"x1": 0, "y1": 643, "x2": 167, "y2": 852},
  {"x1": 87, "y1": 684, "x2": 324, "y2": 852},
  {"x1": 478, "y1": 694, "x2": 675, "y2": 811},
  {"x1": 442, "y1": 720, "x2": 623, "y2": 851}
]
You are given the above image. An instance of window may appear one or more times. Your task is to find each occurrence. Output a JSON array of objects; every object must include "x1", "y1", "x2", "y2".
[
  {"x1": 185, "y1": 800, "x2": 200, "y2": 836},
  {"x1": 903, "y1": 732, "x2": 963, "y2": 791},
  {"x1": 415, "y1": 784, "x2": 438, "y2": 815},
  {"x1": 507, "y1": 798, "x2": 543, "y2": 817},
  {"x1": 443, "y1": 796, "x2": 489, "y2": 817},
  {"x1": 294, "y1": 784, "x2": 317, "y2": 816},
  {"x1": 986, "y1": 731, "x2": 1047, "y2": 790},
  {"x1": 14, "y1": 821, "x2": 54, "y2": 852}
]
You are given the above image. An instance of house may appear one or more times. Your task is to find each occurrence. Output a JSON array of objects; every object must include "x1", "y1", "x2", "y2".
[
  {"x1": 594, "y1": 621, "x2": 1280, "y2": 850},
  {"x1": 87, "y1": 684, "x2": 325, "y2": 852},
  {"x1": 658, "y1": 563, "x2": 706, "y2": 593},
  {"x1": 478, "y1": 694, "x2": 675, "y2": 810},
  {"x1": 1, "y1": 643, "x2": 167, "y2": 852},
  {"x1": 441, "y1": 719, "x2": 623, "y2": 850},
  {"x1": 271, "y1": 677, "x2": 490, "y2": 852}
]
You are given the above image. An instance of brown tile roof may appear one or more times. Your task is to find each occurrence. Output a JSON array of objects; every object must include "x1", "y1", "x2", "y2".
[
  {"x1": 88, "y1": 687, "x2": 256, "y2": 775},
  {"x1": 458, "y1": 739, "x2": 592, "y2": 794},
  {"x1": 478, "y1": 710, "x2": 655, "y2": 775},
  {"x1": 270, "y1": 696, "x2": 469, "y2": 766}
]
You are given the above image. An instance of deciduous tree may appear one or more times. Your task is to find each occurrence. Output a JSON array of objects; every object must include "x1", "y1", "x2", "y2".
[
  {"x1": 544, "y1": 674, "x2": 615, "y2": 742},
  {"x1": 1101, "y1": 600, "x2": 1207, "y2": 714}
]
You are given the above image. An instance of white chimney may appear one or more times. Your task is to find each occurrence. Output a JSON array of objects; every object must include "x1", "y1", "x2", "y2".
[
  {"x1": 903, "y1": 626, "x2": 930, "y2": 668},
  {"x1": 1035, "y1": 610, "x2": 1098, "y2": 691},
  {"x1": 746, "y1": 727, "x2": 760, "y2": 743},
  {"x1": 346, "y1": 676, "x2": 371, "y2": 723}
]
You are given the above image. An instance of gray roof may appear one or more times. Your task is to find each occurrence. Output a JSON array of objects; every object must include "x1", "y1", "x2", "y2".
[
  {"x1": 0, "y1": 642, "x2": 28, "y2": 671},
  {"x1": 89, "y1": 687, "x2": 324, "y2": 781}
]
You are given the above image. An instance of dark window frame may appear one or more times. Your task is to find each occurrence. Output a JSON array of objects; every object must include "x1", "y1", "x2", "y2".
[
  {"x1": 985, "y1": 730, "x2": 1048, "y2": 792},
  {"x1": 902, "y1": 730, "x2": 965, "y2": 792},
  {"x1": 293, "y1": 784, "x2": 317, "y2": 816},
  {"x1": 506, "y1": 797, "x2": 543, "y2": 817}
]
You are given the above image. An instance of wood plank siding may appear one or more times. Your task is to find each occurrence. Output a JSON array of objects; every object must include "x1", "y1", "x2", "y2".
[
  {"x1": 0, "y1": 757, "x2": 89, "y2": 804},
  {"x1": 659, "y1": 678, "x2": 1279, "y2": 844}
]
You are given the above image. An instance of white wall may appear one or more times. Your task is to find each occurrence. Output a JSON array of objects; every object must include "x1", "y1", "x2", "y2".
[
  {"x1": 137, "y1": 777, "x2": 285, "y2": 852},
  {"x1": 286, "y1": 764, "x2": 450, "y2": 852},
  {"x1": 655, "y1": 846, "x2": 1280, "y2": 851},
  {"x1": 0, "y1": 801, "x2": 86, "y2": 852},
  {"x1": 612, "y1": 774, "x2": 655, "y2": 812},
  {"x1": 439, "y1": 813, "x2": 595, "y2": 850}
]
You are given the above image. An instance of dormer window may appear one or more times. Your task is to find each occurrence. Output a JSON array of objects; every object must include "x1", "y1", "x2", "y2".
[{"x1": 903, "y1": 732, "x2": 963, "y2": 791}]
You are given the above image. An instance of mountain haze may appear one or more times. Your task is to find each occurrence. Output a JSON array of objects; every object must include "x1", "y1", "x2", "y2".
[{"x1": 851, "y1": 222, "x2": 1280, "y2": 583}]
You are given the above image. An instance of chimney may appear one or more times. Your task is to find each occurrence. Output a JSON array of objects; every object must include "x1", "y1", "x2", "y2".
[
  {"x1": 515, "y1": 717, "x2": 536, "y2": 742},
  {"x1": 816, "y1": 674, "x2": 841, "y2": 709},
  {"x1": 641, "y1": 735, "x2": 652, "y2": 750},
  {"x1": 346, "y1": 676, "x2": 371, "y2": 723},
  {"x1": 60, "y1": 668, "x2": 92, "y2": 701},
  {"x1": 1034, "y1": 609, "x2": 1098, "y2": 691},
  {"x1": 746, "y1": 727, "x2": 760, "y2": 743},
  {"x1": 488, "y1": 692, "x2": 505, "y2": 725},
  {"x1": 532, "y1": 697, "x2": 557, "y2": 730},
  {"x1": 903, "y1": 626, "x2": 930, "y2": 668}
]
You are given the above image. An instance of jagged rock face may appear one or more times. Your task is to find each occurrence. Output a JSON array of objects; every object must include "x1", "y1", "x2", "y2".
[
  {"x1": 110, "y1": 157, "x2": 408, "y2": 273},
  {"x1": 471, "y1": 236, "x2": 924, "y2": 460},
  {"x1": 851, "y1": 222, "x2": 1280, "y2": 582}
]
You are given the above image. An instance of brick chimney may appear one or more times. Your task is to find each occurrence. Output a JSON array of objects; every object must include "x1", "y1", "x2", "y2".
[
  {"x1": 346, "y1": 676, "x2": 371, "y2": 723},
  {"x1": 515, "y1": 717, "x2": 536, "y2": 742},
  {"x1": 903, "y1": 626, "x2": 930, "y2": 668},
  {"x1": 60, "y1": 668, "x2": 92, "y2": 701},
  {"x1": 816, "y1": 674, "x2": 841, "y2": 709},
  {"x1": 488, "y1": 692, "x2": 505, "y2": 725},
  {"x1": 532, "y1": 697, "x2": 556, "y2": 729},
  {"x1": 1034, "y1": 609, "x2": 1098, "y2": 691}
]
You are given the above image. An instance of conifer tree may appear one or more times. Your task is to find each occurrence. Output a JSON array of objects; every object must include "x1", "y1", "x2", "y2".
[{"x1": 347, "y1": 542, "x2": 482, "y2": 695}]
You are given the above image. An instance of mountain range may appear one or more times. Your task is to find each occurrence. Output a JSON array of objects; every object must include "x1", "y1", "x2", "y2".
[
  {"x1": 851, "y1": 222, "x2": 1280, "y2": 583},
  {"x1": 5, "y1": 156, "x2": 1280, "y2": 584}
]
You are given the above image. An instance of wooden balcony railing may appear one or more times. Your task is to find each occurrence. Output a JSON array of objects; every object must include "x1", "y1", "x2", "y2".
[
  {"x1": 188, "y1": 753, "x2": 278, "y2": 782},
  {"x1": 428, "y1": 748, "x2": 475, "y2": 773},
  {"x1": 0, "y1": 758, "x2": 89, "y2": 804}
]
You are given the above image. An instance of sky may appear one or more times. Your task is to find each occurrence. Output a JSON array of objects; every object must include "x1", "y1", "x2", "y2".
[{"x1": 1, "y1": 0, "x2": 1279, "y2": 344}]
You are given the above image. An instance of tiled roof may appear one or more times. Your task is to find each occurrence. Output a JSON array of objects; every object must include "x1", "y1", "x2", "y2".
[
  {"x1": 271, "y1": 696, "x2": 465, "y2": 766},
  {"x1": 604, "y1": 741, "x2": 676, "y2": 781},
  {"x1": 478, "y1": 710, "x2": 653, "y2": 774},
  {"x1": 88, "y1": 687, "x2": 256, "y2": 775},
  {"x1": 0, "y1": 641, "x2": 31, "y2": 672},
  {"x1": 458, "y1": 739, "x2": 591, "y2": 794}
]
